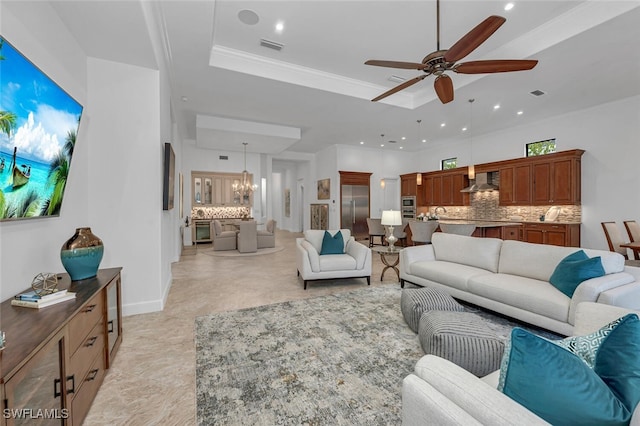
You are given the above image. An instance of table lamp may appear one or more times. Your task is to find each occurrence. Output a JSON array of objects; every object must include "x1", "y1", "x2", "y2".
[{"x1": 381, "y1": 210, "x2": 402, "y2": 251}]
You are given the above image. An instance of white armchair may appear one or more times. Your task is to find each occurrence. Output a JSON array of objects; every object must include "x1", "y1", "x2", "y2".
[{"x1": 296, "y1": 229, "x2": 372, "y2": 290}]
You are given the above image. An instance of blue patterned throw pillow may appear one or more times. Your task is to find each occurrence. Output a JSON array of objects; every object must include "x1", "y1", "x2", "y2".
[
  {"x1": 549, "y1": 250, "x2": 605, "y2": 297},
  {"x1": 498, "y1": 314, "x2": 640, "y2": 425},
  {"x1": 320, "y1": 230, "x2": 344, "y2": 255}
]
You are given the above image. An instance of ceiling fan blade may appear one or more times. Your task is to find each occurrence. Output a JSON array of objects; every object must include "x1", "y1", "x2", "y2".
[
  {"x1": 365, "y1": 60, "x2": 426, "y2": 70},
  {"x1": 454, "y1": 59, "x2": 538, "y2": 74},
  {"x1": 371, "y1": 75, "x2": 427, "y2": 102},
  {"x1": 444, "y1": 15, "x2": 506, "y2": 63},
  {"x1": 434, "y1": 74, "x2": 454, "y2": 104}
]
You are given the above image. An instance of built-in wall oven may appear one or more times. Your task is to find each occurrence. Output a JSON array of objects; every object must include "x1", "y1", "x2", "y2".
[{"x1": 401, "y1": 196, "x2": 416, "y2": 219}]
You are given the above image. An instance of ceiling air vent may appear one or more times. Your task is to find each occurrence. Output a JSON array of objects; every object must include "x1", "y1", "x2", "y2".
[
  {"x1": 529, "y1": 89, "x2": 546, "y2": 97},
  {"x1": 219, "y1": 155, "x2": 228, "y2": 160},
  {"x1": 260, "y1": 38, "x2": 284, "y2": 51}
]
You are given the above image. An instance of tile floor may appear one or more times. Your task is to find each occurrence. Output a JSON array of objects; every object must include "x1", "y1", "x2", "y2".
[{"x1": 84, "y1": 230, "x2": 400, "y2": 425}]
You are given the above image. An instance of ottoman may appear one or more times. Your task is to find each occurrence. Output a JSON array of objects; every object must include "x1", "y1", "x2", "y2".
[
  {"x1": 401, "y1": 287, "x2": 464, "y2": 333},
  {"x1": 418, "y1": 310, "x2": 505, "y2": 377}
]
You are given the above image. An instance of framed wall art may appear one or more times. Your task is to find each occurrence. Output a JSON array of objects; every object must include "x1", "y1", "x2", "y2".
[
  {"x1": 317, "y1": 178, "x2": 330, "y2": 200},
  {"x1": 310, "y1": 204, "x2": 328, "y2": 230},
  {"x1": 284, "y1": 188, "x2": 291, "y2": 217}
]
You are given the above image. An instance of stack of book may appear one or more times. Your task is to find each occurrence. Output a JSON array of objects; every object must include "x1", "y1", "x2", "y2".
[{"x1": 11, "y1": 289, "x2": 76, "y2": 309}]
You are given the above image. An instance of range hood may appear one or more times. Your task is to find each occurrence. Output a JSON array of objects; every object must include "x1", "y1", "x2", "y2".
[{"x1": 460, "y1": 172, "x2": 498, "y2": 193}]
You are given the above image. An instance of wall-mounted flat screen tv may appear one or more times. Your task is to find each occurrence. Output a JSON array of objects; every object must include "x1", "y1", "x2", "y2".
[{"x1": 0, "y1": 36, "x2": 83, "y2": 221}]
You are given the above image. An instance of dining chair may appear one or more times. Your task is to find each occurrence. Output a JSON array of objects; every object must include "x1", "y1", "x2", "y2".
[
  {"x1": 237, "y1": 220, "x2": 258, "y2": 253},
  {"x1": 439, "y1": 223, "x2": 477, "y2": 237},
  {"x1": 409, "y1": 220, "x2": 439, "y2": 245},
  {"x1": 601, "y1": 221, "x2": 629, "y2": 259},
  {"x1": 257, "y1": 219, "x2": 277, "y2": 249},
  {"x1": 623, "y1": 220, "x2": 640, "y2": 260},
  {"x1": 366, "y1": 218, "x2": 386, "y2": 247}
]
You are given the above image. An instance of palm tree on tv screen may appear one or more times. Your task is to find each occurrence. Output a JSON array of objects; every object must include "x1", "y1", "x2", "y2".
[{"x1": 45, "y1": 129, "x2": 75, "y2": 215}]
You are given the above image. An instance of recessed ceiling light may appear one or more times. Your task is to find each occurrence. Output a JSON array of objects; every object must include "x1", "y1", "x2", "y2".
[
  {"x1": 360, "y1": 141, "x2": 364, "y2": 145},
  {"x1": 400, "y1": 147, "x2": 404, "y2": 150},
  {"x1": 440, "y1": 123, "x2": 446, "y2": 127},
  {"x1": 494, "y1": 104, "x2": 500, "y2": 110},
  {"x1": 462, "y1": 127, "x2": 467, "y2": 132},
  {"x1": 401, "y1": 136, "x2": 406, "y2": 140},
  {"x1": 504, "y1": 3, "x2": 514, "y2": 11},
  {"x1": 517, "y1": 111, "x2": 524, "y2": 115},
  {"x1": 181, "y1": 96, "x2": 188, "y2": 102},
  {"x1": 380, "y1": 144, "x2": 384, "y2": 147},
  {"x1": 275, "y1": 21, "x2": 284, "y2": 33},
  {"x1": 422, "y1": 139, "x2": 427, "y2": 143},
  {"x1": 238, "y1": 9, "x2": 259, "y2": 25}
]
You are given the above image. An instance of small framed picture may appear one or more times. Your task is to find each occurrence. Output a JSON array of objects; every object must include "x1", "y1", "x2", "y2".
[{"x1": 317, "y1": 178, "x2": 330, "y2": 200}]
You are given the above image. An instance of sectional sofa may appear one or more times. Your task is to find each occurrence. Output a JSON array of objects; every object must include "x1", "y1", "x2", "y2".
[{"x1": 399, "y1": 232, "x2": 640, "y2": 335}]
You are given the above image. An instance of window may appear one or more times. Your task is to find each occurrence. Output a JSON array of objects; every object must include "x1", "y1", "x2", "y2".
[
  {"x1": 441, "y1": 158, "x2": 457, "y2": 170},
  {"x1": 527, "y1": 139, "x2": 556, "y2": 157}
]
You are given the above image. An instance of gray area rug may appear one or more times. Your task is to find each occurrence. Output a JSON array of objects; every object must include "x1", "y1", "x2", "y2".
[{"x1": 195, "y1": 285, "x2": 560, "y2": 425}]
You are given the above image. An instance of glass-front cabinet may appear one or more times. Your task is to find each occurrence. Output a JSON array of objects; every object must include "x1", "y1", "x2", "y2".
[
  {"x1": 191, "y1": 172, "x2": 253, "y2": 206},
  {"x1": 4, "y1": 330, "x2": 68, "y2": 425}
]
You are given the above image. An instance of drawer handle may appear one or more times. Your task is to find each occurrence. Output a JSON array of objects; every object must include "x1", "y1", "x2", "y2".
[
  {"x1": 54, "y1": 378, "x2": 62, "y2": 398},
  {"x1": 85, "y1": 336, "x2": 98, "y2": 347},
  {"x1": 66, "y1": 375, "x2": 75, "y2": 395},
  {"x1": 87, "y1": 369, "x2": 99, "y2": 382},
  {"x1": 108, "y1": 320, "x2": 114, "y2": 333},
  {"x1": 84, "y1": 304, "x2": 97, "y2": 313}
]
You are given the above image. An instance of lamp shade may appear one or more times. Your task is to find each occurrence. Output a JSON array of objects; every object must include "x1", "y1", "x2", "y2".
[{"x1": 381, "y1": 210, "x2": 402, "y2": 226}]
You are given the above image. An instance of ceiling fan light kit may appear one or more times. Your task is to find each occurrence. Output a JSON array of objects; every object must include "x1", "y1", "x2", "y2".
[{"x1": 365, "y1": 1, "x2": 538, "y2": 104}]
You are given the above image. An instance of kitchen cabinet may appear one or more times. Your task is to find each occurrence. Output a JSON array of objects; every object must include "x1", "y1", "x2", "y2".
[
  {"x1": 532, "y1": 156, "x2": 581, "y2": 205},
  {"x1": 499, "y1": 164, "x2": 531, "y2": 205},
  {"x1": 492, "y1": 150, "x2": 583, "y2": 206},
  {"x1": 192, "y1": 172, "x2": 252, "y2": 206},
  {"x1": 400, "y1": 173, "x2": 418, "y2": 197},
  {"x1": 2, "y1": 268, "x2": 122, "y2": 426},
  {"x1": 522, "y1": 223, "x2": 580, "y2": 247},
  {"x1": 420, "y1": 168, "x2": 469, "y2": 207}
]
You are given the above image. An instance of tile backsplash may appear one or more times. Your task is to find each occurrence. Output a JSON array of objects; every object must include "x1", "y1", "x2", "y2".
[
  {"x1": 420, "y1": 191, "x2": 581, "y2": 223},
  {"x1": 191, "y1": 206, "x2": 250, "y2": 219}
]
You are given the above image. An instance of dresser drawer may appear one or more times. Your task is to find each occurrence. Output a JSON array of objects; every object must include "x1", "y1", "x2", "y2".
[
  {"x1": 68, "y1": 292, "x2": 104, "y2": 354},
  {"x1": 70, "y1": 352, "x2": 106, "y2": 426},
  {"x1": 68, "y1": 319, "x2": 105, "y2": 396}
]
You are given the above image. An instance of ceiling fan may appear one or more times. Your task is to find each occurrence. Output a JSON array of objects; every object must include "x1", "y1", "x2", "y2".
[{"x1": 364, "y1": 0, "x2": 538, "y2": 104}]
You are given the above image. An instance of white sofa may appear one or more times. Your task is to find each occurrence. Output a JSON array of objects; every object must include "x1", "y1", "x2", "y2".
[
  {"x1": 296, "y1": 229, "x2": 372, "y2": 290},
  {"x1": 400, "y1": 232, "x2": 640, "y2": 335},
  {"x1": 402, "y1": 302, "x2": 640, "y2": 425}
]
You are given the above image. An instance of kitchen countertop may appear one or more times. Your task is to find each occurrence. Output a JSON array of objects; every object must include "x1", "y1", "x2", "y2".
[{"x1": 434, "y1": 218, "x2": 580, "y2": 225}]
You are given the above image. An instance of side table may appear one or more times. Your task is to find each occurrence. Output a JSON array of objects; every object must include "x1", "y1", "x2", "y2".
[{"x1": 371, "y1": 246, "x2": 403, "y2": 281}]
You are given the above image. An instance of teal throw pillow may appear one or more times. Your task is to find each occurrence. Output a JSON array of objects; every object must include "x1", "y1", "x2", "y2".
[
  {"x1": 549, "y1": 250, "x2": 605, "y2": 297},
  {"x1": 320, "y1": 231, "x2": 344, "y2": 255},
  {"x1": 498, "y1": 314, "x2": 640, "y2": 426},
  {"x1": 500, "y1": 328, "x2": 631, "y2": 425}
]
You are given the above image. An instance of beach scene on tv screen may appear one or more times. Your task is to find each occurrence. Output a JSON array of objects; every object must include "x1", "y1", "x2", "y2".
[{"x1": 0, "y1": 37, "x2": 83, "y2": 221}]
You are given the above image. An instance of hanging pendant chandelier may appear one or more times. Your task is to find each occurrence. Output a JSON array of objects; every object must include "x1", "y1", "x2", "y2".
[{"x1": 232, "y1": 142, "x2": 258, "y2": 203}]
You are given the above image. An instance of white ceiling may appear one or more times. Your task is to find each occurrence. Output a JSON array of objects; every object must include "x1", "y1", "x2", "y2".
[{"x1": 48, "y1": 0, "x2": 640, "y2": 155}]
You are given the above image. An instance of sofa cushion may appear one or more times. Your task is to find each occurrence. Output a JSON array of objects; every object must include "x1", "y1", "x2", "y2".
[
  {"x1": 304, "y1": 229, "x2": 351, "y2": 253},
  {"x1": 549, "y1": 250, "x2": 606, "y2": 298},
  {"x1": 320, "y1": 230, "x2": 344, "y2": 254},
  {"x1": 410, "y1": 261, "x2": 493, "y2": 292},
  {"x1": 468, "y1": 273, "x2": 570, "y2": 322},
  {"x1": 499, "y1": 240, "x2": 624, "y2": 282},
  {"x1": 318, "y1": 254, "x2": 357, "y2": 271},
  {"x1": 498, "y1": 327, "x2": 635, "y2": 425},
  {"x1": 431, "y1": 233, "x2": 502, "y2": 273}
]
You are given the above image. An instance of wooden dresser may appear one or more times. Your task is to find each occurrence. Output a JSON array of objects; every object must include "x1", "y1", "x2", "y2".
[{"x1": 1, "y1": 268, "x2": 122, "y2": 425}]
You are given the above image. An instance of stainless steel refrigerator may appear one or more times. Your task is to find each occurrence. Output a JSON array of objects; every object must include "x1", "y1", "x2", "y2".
[{"x1": 341, "y1": 184, "x2": 370, "y2": 240}]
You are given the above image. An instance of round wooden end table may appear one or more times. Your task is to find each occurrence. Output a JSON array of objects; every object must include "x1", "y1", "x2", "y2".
[{"x1": 371, "y1": 246, "x2": 404, "y2": 281}]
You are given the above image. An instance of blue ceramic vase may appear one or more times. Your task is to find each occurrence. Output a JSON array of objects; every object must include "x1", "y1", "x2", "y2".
[{"x1": 60, "y1": 227, "x2": 104, "y2": 281}]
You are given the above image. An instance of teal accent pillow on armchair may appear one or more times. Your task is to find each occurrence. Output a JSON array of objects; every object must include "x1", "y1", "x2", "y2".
[
  {"x1": 320, "y1": 231, "x2": 344, "y2": 255},
  {"x1": 499, "y1": 314, "x2": 640, "y2": 426},
  {"x1": 549, "y1": 250, "x2": 605, "y2": 297}
]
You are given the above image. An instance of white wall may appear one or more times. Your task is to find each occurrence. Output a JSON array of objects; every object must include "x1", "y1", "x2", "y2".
[
  {"x1": 1, "y1": 2, "x2": 89, "y2": 301},
  {"x1": 1, "y1": 2, "x2": 179, "y2": 316}
]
